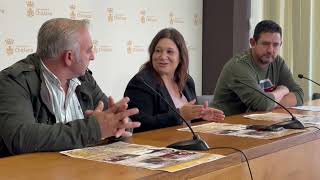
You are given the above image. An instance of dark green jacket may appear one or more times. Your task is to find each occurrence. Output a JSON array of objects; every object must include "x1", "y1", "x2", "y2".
[{"x1": 0, "y1": 54, "x2": 108, "y2": 157}]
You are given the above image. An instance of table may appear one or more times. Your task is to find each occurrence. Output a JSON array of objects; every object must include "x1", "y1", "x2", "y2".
[{"x1": 1, "y1": 100, "x2": 320, "y2": 180}]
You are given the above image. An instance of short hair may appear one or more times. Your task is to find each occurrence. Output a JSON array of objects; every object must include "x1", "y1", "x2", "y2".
[
  {"x1": 141, "y1": 28, "x2": 189, "y2": 92},
  {"x1": 36, "y1": 18, "x2": 90, "y2": 59},
  {"x1": 253, "y1": 20, "x2": 282, "y2": 41}
]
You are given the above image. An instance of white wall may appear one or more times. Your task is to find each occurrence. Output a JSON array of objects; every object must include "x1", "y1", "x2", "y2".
[
  {"x1": 249, "y1": 0, "x2": 263, "y2": 37},
  {"x1": 0, "y1": 0, "x2": 203, "y2": 100}
]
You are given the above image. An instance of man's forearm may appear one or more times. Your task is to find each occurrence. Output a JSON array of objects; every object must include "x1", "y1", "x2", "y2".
[
  {"x1": 269, "y1": 85, "x2": 289, "y2": 103},
  {"x1": 279, "y1": 92, "x2": 298, "y2": 107}
]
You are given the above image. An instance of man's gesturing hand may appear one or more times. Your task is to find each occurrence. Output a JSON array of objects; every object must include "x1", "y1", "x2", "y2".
[{"x1": 87, "y1": 99, "x2": 140, "y2": 139}]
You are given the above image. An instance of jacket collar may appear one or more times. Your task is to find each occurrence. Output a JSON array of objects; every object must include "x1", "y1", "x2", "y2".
[{"x1": 4, "y1": 53, "x2": 94, "y2": 116}]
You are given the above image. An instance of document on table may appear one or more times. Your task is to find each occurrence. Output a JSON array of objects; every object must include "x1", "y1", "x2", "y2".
[
  {"x1": 61, "y1": 142, "x2": 225, "y2": 172},
  {"x1": 291, "y1": 106, "x2": 320, "y2": 112},
  {"x1": 178, "y1": 122, "x2": 305, "y2": 139},
  {"x1": 244, "y1": 112, "x2": 320, "y2": 127},
  {"x1": 243, "y1": 112, "x2": 308, "y2": 122}
]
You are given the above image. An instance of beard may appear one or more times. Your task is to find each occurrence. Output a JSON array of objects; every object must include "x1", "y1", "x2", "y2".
[{"x1": 258, "y1": 53, "x2": 276, "y2": 65}]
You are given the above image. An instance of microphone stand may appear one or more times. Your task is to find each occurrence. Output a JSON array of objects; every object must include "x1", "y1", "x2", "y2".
[
  {"x1": 298, "y1": 74, "x2": 320, "y2": 86},
  {"x1": 237, "y1": 80, "x2": 304, "y2": 130},
  {"x1": 139, "y1": 77, "x2": 209, "y2": 151},
  {"x1": 298, "y1": 73, "x2": 320, "y2": 101}
]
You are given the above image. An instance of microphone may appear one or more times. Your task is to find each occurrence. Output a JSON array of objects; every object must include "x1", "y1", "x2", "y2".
[
  {"x1": 138, "y1": 76, "x2": 209, "y2": 151},
  {"x1": 298, "y1": 74, "x2": 320, "y2": 87},
  {"x1": 235, "y1": 80, "x2": 304, "y2": 130}
]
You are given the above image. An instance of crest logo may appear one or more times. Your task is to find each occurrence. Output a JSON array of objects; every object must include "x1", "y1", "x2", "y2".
[
  {"x1": 127, "y1": 40, "x2": 133, "y2": 54},
  {"x1": 25, "y1": 0, "x2": 52, "y2": 17},
  {"x1": 193, "y1": 14, "x2": 202, "y2": 26},
  {"x1": 169, "y1": 12, "x2": 174, "y2": 25},
  {"x1": 127, "y1": 40, "x2": 144, "y2": 54},
  {"x1": 4, "y1": 38, "x2": 33, "y2": 56},
  {"x1": 139, "y1": 10, "x2": 157, "y2": 24},
  {"x1": 5, "y1": 38, "x2": 14, "y2": 56},
  {"x1": 106, "y1": 8, "x2": 127, "y2": 23},
  {"x1": 93, "y1": 40, "x2": 112, "y2": 54},
  {"x1": 169, "y1": 12, "x2": 184, "y2": 25},
  {"x1": 69, "y1": 4, "x2": 76, "y2": 19},
  {"x1": 69, "y1": 4, "x2": 92, "y2": 19},
  {"x1": 26, "y1": 0, "x2": 34, "y2": 17},
  {"x1": 140, "y1": 10, "x2": 146, "y2": 24},
  {"x1": 92, "y1": 40, "x2": 98, "y2": 54},
  {"x1": 107, "y1": 8, "x2": 114, "y2": 22}
]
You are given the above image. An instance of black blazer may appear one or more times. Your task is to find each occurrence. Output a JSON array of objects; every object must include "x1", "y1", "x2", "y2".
[{"x1": 124, "y1": 68, "x2": 197, "y2": 133}]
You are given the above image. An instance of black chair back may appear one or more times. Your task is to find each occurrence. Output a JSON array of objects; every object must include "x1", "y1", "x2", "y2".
[{"x1": 312, "y1": 93, "x2": 320, "y2": 100}]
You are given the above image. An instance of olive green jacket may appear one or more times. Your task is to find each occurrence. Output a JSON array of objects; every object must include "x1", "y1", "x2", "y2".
[{"x1": 0, "y1": 54, "x2": 108, "y2": 157}]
